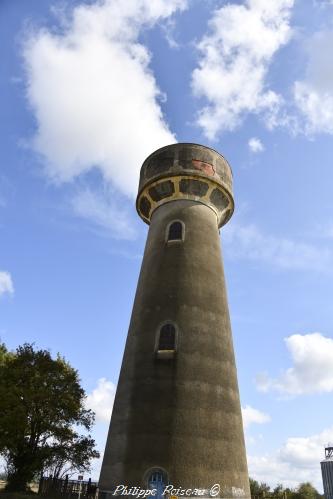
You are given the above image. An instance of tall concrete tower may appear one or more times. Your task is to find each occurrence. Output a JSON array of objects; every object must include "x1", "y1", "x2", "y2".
[{"x1": 99, "y1": 143, "x2": 250, "y2": 499}]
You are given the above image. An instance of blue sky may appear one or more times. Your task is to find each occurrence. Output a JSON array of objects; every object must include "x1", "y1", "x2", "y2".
[{"x1": 1, "y1": 0, "x2": 333, "y2": 490}]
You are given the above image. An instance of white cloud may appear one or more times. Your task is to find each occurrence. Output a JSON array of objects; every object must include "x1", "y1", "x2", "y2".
[
  {"x1": 86, "y1": 377, "x2": 116, "y2": 423},
  {"x1": 23, "y1": 0, "x2": 185, "y2": 198},
  {"x1": 256, "y1": 333, "x2": 333, "y2": 395},
  {"x1": 249, "y1": 426, "x2": 333, "y2": 490},
  {"x1": 223, "y1": 221, "x2": 333, "y2": 272},
  {"x1": 294, "y1": 30, "x2": 333, "y2": 135},
  {"x1": 191, "y1": 0, "x2": 294, "y2": 139},
  {"x1": 242, "y1": 405, "x2": 271, "y2": 429},
  {"x1": 279, "y1": 430, "x2": 329, "y2": 470},
  {"x1": 71, "y1": 187, "x2": 136, "y2": 240},
  {"x1": 248, "y1": 137, "x2": 264, "y2": 153},
  {"x1": 0, "y1": 271, "x2": 14, "y2": 297}
]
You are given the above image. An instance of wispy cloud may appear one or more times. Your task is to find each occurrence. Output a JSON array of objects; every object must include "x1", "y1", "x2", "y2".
[
  {"x1": 256, "y1": 333, "x2": 333, "y2": 395},
  {"x1": 23, "y1": 0, "x2": 185, "y2": 197},
  {"x1": 0, "y1": 271, "x2": 14, "y2": 298},
  {"x1": 71, "y1": 187, "x2": 137, "y2": 240},
  {"x1": 242, "y1": 405, "x2": 271, "y2": 429},
  {"x1": 223, "y1": 221, "x2": 333, "y2": 272},
  {"x1": 248, "y1": 137, "x2": 264, "y2": 153},
  {"x1": 294, "y1": 30, "x2": 333, "y2": 135},
  {"x1": 161, "y1": 17, "x2": 181, "y2": 49},
  {"x1": 191, "y1": 0, "x2": 294, "y2": 139}
]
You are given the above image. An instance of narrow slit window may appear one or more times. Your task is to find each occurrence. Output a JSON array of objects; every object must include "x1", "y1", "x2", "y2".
[{"x1": 167, "y1": 221, "x2": 183, "y2": 242}]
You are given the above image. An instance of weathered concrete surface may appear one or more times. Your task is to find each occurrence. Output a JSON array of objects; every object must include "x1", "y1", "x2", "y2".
[{"x1": 99, "y1": 144, "x2": 250, "y2": 499}]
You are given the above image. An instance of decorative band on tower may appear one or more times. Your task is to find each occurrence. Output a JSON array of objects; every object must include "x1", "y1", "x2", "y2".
[{"x1": 137, "y1": 143, "x2": 234, "y2": 227}]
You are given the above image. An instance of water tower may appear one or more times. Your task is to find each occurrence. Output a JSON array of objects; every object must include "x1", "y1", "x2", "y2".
[{"x1": 98, "y1": 143, "x2": 250, "y2": 499}]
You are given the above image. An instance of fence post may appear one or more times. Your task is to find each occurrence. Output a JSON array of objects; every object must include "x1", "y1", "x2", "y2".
[
  {"x1": 64, "y1": 475, "x2": 70, "y2": 499},
  {"x1": 38, "y1": 475, "x2": 44, "y2": 495}
]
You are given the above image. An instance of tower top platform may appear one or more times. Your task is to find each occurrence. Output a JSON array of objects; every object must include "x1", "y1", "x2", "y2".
[{"x1": 136, "y1": 143, "x2": 234, "y2": 227}]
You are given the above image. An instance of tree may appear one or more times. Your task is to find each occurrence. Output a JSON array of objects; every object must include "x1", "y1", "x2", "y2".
[
  {"x1": 43, "y1": 434, "x2": 99, "y2": 479},
  {"x1": 273, "y1": 484, "x2": 284, "y2": 497},
  {"x1": 296, "y1": 483, "x2": 321, "y2": 499},
  {"x1": 0, "y1": 343, "x2": 99, "y2": 491},
  {"x1": 248, "y1": 479, "x2": 323, "y2": 499},
  {"x1": 249, "y1": 478, "x2": 271, "y2": 497},
  {"x1": 0, "y1": 341, "x2": 13, "y2": 365}
]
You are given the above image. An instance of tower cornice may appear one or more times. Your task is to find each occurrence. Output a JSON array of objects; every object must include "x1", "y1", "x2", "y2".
[{"x1": 136, "y1": 143, "x2": 234, "y2": 227}]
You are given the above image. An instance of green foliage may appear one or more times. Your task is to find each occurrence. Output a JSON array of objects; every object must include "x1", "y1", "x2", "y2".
[
  {"x1": 296, "y1": 482, "x2": 322, "y2": 499},
  {"x1": 272, "y1": 484, "x2": 284, "y2": 497},
  {"x1": 0, "y1": 343, "x2": 99, "y2": 492},
  {"x1": 0, "y1": 342, "x2": 13, "y2": 366},
  {"x1": 249, "y1": 479, "x2": 323, "y2": 499},
  {"x1": 250, "y1": 478, "x2": 271, "y2": 497}
]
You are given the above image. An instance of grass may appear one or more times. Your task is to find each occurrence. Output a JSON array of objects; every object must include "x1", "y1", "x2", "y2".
[
  {"x1": 0, "y1": 480, "x2": 39, "y2": 498},
  {"x1": 0, "y1": 494, "x2": 37, "y2": 498}
]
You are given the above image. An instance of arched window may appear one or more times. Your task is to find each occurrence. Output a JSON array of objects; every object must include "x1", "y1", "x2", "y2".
[
  {"x1": 156, "y1": 323, "x2": 177, "y2": 359},
  {"x1": 159, "y1": 323, "x2": 176, "y2": 350},
  {"x1": 147, "y1": 468, "x2": 168, "y2": 499},
  {"x1": 166, "y1": 220, "x2": 184, "y2": 242}
]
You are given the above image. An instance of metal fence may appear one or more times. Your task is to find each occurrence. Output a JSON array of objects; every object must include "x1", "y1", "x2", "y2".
[{"x1": 38, "y1": 476, "x2": 98, "y2": 498}]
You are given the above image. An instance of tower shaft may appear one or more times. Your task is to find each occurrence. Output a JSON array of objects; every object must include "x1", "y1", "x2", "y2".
[{"x1": 99, "y1": 144, "x2": 250, "y2": 499}]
